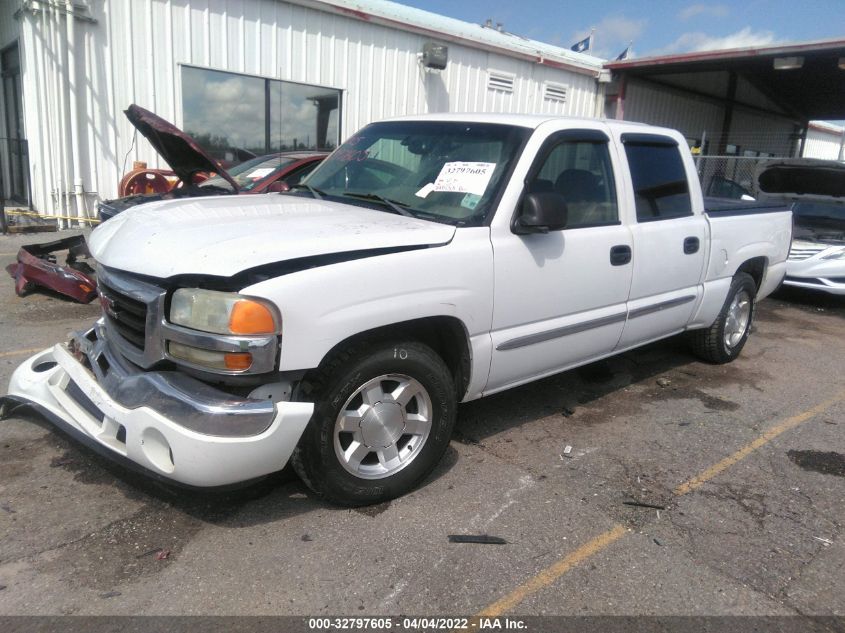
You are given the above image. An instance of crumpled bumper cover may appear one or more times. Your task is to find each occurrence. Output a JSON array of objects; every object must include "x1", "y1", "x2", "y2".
[
  {"x1": 5, "y1": 235, "x2": 97, "y2": 303},
  {"x1": 2, "y1": 344, "x2": 315, "y2": 487}
]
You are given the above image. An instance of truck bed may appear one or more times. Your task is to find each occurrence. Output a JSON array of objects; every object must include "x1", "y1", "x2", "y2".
[{"x1": 704, "y1": 197, "x2": 791, "y2": 216}]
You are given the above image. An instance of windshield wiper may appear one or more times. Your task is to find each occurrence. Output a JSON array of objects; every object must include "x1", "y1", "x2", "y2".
[
  {"x1": 340, "y1": 192, "x2": 415, "y2": 217},
  {"x1": 288, "y1": 183, "x2": 325, "y2": 200}
]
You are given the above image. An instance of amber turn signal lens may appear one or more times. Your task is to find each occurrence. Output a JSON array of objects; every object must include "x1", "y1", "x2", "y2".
[
  {"x1": 169, "y1": 342, "x2": 253, "y2": 372},
  {"x1": 228, "y1": 300, "x2": 276, "y2": 335},
  {"x1": 224, "y1": 352, "x2": 253, "y2": 371}
]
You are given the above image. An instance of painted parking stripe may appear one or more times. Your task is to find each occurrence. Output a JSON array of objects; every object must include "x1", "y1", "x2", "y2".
[
  {"x1": 477, "y1": 524, "x2": 627, "y2": 618},
  {"x1": 0, "y1": 347, "x2": 43, "y2": 358},
  {"x1": 474, "y1": 387, "x2": 845, "y2": 616},
  {"x1": 674, "y1": 387, "x2": 845, "y2": 496}
]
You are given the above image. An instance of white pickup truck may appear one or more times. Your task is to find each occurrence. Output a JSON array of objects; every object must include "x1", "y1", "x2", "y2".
[{"x1": 3, "y1": 114, "x2": 792, "y2": 505}]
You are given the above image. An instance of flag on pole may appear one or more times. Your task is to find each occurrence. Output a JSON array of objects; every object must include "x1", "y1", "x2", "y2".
[
  {"x1": 570, "y1": 33, "x2": 592, "y2": 53},
  {"x1": 615, "y1": 45, "x2": 631, "y2": 61}
]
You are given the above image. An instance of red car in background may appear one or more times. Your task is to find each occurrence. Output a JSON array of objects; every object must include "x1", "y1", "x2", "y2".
[{"x1": 98, "y1": 104, "x2": 327, "y2": 221}]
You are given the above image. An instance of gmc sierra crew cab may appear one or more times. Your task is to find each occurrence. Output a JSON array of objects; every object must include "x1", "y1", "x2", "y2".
[{"x1": 2, "y1": 114, "x2": 792, "y2": 505}]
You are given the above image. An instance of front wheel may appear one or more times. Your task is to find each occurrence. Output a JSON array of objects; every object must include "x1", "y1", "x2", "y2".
[
  {"x1": 689, "y1": 272, "x2": 756, "y2": 364},
  {"x1": 291, "y1": 340, "x2": 456, "y2": 506}
]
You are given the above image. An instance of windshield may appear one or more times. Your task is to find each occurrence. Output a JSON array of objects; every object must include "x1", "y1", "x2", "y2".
[
  {"x1": 793, "y1": 201, "x2": 845, "y2": 223},
  {"x1": 302, "y1": 121, "x2": 529, "y2": 225},
  {"x1": 200, "y1": 155, "x2": 297, "y2": 192}
]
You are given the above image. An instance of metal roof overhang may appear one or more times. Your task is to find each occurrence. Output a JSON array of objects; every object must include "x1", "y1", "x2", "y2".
[
  {"x1": 605, "y1": 38, "x2": 845, "y2": 120},
  {"x1": 288, "y1": 0, "x2": 603, "y2": 78}
]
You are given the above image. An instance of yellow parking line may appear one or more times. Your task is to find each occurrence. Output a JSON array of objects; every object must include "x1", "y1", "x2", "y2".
[
  {"x1": 674, "y1": 387, "x2": 845, "y2": 496},
  {"x1": 0, "y1": 347, "x2": 43, "y2": 359},
  {"x1": 477, "y1": 524, "x2": 627, "y2": 617},
  {"x1": 475, "y1": 387, "x2": 845, "y2": 616}
]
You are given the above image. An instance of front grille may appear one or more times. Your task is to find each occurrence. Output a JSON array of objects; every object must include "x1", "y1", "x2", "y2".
[
  {"x1": 788, "y1": 244, "x2": 826, "y2": 261},
  {"x1": 99, "y1": 282, "x2": 148, "y2": 350}
]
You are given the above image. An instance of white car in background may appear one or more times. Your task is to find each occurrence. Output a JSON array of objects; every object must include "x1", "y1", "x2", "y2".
[
  {"x1": 756, "y1": 159, "x2": 845, "y2": 296},
  {"x1": 785, "y1": 201, "x2": 845, "y2": 295}
]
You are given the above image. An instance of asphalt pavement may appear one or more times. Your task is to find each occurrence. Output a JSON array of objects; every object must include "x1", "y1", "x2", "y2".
[{"x1": 0, "y1": 231, "x2": 843, "y2": 620}]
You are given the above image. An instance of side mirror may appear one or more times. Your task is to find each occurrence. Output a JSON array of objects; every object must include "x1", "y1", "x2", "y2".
[
  {"x1": 267, "y1": 180, "x2": 290, "y2": 193},
  {"x1": 513, "y1": 192, "x2": 568, "y2": 234}
]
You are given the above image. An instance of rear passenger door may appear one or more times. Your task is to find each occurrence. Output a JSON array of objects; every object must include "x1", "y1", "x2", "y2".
[{"x1": 616, "y1": 133, "x2": 707, "y2": 349}]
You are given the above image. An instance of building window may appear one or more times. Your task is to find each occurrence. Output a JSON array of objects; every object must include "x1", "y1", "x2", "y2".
[{"x1": 181, "y1": 66, "x2": 340, "y2": 163}]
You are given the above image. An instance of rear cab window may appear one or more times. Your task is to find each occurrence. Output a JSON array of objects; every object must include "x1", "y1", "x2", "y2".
[{"x1": 622, "y1": 133, "x2": 692, "y2": 222}]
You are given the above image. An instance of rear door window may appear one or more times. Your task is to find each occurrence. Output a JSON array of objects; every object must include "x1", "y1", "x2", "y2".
[{"x1": 623, "y1": 138, "x2": 692, "y2": 221}]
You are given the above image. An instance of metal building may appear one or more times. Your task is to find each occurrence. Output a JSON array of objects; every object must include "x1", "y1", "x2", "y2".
[
  {"x1": 605, "y1": 38, "x2": 845, "y2": 197},
  {"x1": 803, "y1": 121, "x2": 845, "y2": 160},
  {"x1": 0, "y1": 0, "x2": 604, "y2": 222}
]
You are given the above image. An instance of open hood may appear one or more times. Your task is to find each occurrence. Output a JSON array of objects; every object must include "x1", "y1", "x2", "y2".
[
  {"x1": 124, "y1": 104, "x2": 240, "y2": 192},
  {"x1": 755, "y1": 159, "x2": 845, "y2": 205}
]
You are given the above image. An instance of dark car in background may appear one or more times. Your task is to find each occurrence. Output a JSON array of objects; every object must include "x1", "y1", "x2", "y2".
[{"x1": 98, "y1": 104, "x2": 326, "y2": 221}]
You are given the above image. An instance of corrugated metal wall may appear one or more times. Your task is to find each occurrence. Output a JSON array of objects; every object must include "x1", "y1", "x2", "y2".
[
  {"x1": 803, "y1": 126, "x2": 844, "y2": 160},
  {"x1": 623, "y1": 78, "x2": 797, "y2": 156},
  {"x1": 728, "y1": 109, "x2": 795, "y2": 157},
  {"x1": 623, "y1": 79, "x2": 724, "y2": 145},
  {"x1": 16, "y1": 0, "x2": 599, "y2": 219}
]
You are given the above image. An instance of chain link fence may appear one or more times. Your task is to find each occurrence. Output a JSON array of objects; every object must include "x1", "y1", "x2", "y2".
[{"x1": 694, "y1": 155, "x2": 787, "y2": 200}]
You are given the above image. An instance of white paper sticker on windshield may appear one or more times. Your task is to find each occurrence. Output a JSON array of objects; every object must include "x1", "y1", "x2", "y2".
[
  {"x1": 433, "y1": 162, "x2": 496, "y2": 196},
  {"x1": 415, "y1": 183, "x2": 436, "y2": 198},
  {"x1": 246, "y1": 167, "x2": 275, "y2": 180}
]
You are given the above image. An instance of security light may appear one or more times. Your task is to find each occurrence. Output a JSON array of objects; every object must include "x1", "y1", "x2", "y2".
[{"x1": 773, "y1": 56, "x2": 804, "y2": 70}]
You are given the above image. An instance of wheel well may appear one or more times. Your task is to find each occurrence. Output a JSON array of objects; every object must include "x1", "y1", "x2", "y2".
[
  {"x1": 736, "y1": 256, "x2": 767, "y2": 291},
  {"x1": 315, "y1": 317, "x2": 472, "y2": 399}
]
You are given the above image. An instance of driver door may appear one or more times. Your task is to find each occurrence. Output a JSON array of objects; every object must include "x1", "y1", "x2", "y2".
[{"x1": 486, "y1": 128, "x2": 634, "y2": 393}]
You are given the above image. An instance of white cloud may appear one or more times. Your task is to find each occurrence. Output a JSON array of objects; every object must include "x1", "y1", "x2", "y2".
[
  {"x1": 570, "y1": 14, "x2": 646, "y2": 59},
  {"x1": 649, "y1": 27, "x2": 780, "y2": 55},
  {"x1": 678, "y1": 4, "x2": 730, "y2": 21}
]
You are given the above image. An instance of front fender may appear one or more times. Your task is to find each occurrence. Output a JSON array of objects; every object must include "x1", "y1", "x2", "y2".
[{"x1": 242, "y1": 227, "x2": 495, "y2": 383}]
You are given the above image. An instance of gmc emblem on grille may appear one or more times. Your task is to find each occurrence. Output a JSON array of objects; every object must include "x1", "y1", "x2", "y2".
[{"x1": 99, "y1": 291, "x2": 117, "y2": 318}]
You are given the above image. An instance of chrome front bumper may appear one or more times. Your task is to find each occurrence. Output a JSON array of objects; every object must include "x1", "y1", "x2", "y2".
[{"x1": 2, "y1": 325, "x2": 314, "y2": 487}]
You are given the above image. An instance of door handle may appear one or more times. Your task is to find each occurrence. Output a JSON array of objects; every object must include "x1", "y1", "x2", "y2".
[
  {"x1": 684, "y1": 237, "x2": 700, "y2": 254},
  {"x1": 610, "y1": 244, "x2": 632, "y2": 266}
]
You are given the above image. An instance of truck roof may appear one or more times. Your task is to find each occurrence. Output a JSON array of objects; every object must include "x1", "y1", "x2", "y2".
[{"x1": 383, "y1": 112, "x2": 663, "y2": 132}]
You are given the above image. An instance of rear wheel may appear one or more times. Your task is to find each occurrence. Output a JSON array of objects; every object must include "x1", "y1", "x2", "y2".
[
  {"x1": 292, "y1": 340, "x2": 456, "y2": 506},
  {"x1": 689, "y1": 272, "x2": 756, "y2": 364}
]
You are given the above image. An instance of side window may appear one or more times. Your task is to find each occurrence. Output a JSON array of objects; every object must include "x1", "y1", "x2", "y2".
[
  {"x1": 527, "y1": 140, "x2": 619, "y2": 228},
  {"x1": 624, "y1": 143, "x2": 692, "y2": 221}
]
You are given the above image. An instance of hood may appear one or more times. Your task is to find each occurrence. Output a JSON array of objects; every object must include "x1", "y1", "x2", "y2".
[
  {"x1": 125, "y1": 104, "x2": 240, "y2": 192},
  {"x1": 793, "y1": 225, "x2": 845, "y2": 244},
  {"x1": 755, "y1": 159, "x2": 845, "y2": 205},
  {"x1": 88, "y1": 194, "x2": 456, "y2": 279}
]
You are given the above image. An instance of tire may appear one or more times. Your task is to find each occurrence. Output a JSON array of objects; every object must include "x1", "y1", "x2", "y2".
[
  {"x1": 291, "y1": 340, "x2": 457, "y2": 506},
  {"x1": 689, "y1": 272, "x2": 756, "y2": 364}
]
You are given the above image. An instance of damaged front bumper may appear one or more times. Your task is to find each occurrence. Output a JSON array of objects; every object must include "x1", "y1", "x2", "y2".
[{"x1": 1, "y1": 323, "x2": 314, "y2": 487}]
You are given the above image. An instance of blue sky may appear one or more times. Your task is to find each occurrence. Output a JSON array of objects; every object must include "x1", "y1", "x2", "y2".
[{"x1": 398, "y1": 0, "x2": 844, "y2": 60}]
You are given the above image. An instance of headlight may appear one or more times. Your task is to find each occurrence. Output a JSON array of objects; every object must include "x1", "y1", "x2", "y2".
[
  {"x1": 170, "y1": 288, "x2": 279, "y2": 335},
  {"x1": 821, "y1": 247, "x2": 845, "y2": 261}
]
